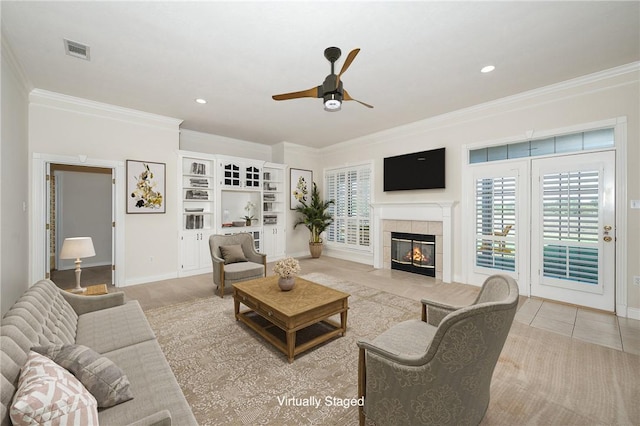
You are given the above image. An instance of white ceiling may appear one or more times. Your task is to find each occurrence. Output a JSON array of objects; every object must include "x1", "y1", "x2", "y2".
[{"x1": 2, "y1": 1, "x2": 639, "y2": 148}]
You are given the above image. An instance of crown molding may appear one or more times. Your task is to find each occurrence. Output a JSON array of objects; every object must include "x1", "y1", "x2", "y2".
[
  {"x1": 282, "y1": 141, "x2": 322, "y2": 156},
  {"x1": 29, "y1": 89, "x2": 183, "y2": 130},
  {"x1": 327, "y1": 62, "x2": 640, "y2": 153},
  {"x1": 1, "y1": 33, "x2": 32, "y2": 95}
]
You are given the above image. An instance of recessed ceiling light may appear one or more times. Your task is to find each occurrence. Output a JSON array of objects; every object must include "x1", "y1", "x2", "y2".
[
  {"x1": 481, "y1": 65, "x2": 495, "y2": 73},
  {"x1": 195, "y1": 98, "x2": 207, "y2": 104}
]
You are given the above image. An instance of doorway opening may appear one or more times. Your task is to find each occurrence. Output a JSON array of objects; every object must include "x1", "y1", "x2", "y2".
[{"x1": 48, "y1": 164, "x2": 114, "y2": 289}]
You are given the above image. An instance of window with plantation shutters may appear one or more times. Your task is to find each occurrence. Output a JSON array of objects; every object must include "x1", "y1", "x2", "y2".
[
  {"x1": 475, "y1": 176, "x2": 516, "y2": 272},
  {"x1": 325, "y1": 164, "x2": 372, "y2": 251}
]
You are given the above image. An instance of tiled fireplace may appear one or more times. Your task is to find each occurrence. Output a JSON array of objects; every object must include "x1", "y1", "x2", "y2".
[{"x1": 372, "y1": 202, "x2": 455, "y2": 283}]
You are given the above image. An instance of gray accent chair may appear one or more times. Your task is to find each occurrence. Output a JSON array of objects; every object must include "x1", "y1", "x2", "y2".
[
  {"x1": 357, "y1": 274, "x2": 519, "y2": 426},
  {"x1": 209, "y1": 232, "x2": 267, "y2": 298}
]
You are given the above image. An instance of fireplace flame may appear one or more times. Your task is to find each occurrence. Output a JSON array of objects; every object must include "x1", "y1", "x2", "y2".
[{"x1": 404, "y1": 247, "x2": 430, "y2": 263}]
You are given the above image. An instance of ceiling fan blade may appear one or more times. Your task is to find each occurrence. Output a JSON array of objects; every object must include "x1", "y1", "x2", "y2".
[
  {"x1": 338, "y1": 48, "x2": 360, "y2": 79},
  {"x1": 272, "y1": 86, "x2": 319, "y2": 101},
  {"x1": 343, "y1": 89, "x2": 373, "y2": 108},
  {"x1": 336, "y1": 48, "x2": 360, "y2": 88}
]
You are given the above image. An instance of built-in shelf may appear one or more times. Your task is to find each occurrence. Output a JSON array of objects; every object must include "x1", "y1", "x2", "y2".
[{"x1": 178, "y1": 152, "x2": 287, "y2": 275}]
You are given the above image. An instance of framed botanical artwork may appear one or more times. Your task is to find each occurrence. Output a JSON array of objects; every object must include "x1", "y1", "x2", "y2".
[
  {"x1": 126, "y1": 160, "x2": 166, "y2": 213},
  {"x1": 290, "y1": 168, "x2": 312, "y2": 210}
]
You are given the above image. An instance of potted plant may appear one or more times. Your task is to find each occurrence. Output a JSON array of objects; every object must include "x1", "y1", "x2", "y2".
[
  {"x1": 293, "y1": 182, "x2": 334, "y2": 258},
  {"x1": 243, "y1": 201, "x2": 256, "y2": 226}
]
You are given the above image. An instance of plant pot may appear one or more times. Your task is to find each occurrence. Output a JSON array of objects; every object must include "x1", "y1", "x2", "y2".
[
  {"x1": 309, "y1": 242, "x2": 323, "y2": 258},
  {"x1": 245, "y1": 219, "x2": 252, "y2": 226},
  {"x1": 278, "y1": 276, "x2": 296, "y2": 291}
]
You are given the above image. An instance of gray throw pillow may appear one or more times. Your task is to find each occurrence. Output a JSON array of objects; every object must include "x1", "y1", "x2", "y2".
[
  {"x1": 219, "y1": 244, "x2": 248, "y2": 264},
  {"x1": 33, "y1": 344, "x2": 133, "y2": 408}
]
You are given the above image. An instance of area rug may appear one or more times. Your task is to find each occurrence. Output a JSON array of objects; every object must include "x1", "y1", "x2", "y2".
[
  {"x1": 146, "y1": 273, "x2": 640, "y2": 425},
  {"x1": 145, "y1": 273, "x2": 421, "y2": 425}
]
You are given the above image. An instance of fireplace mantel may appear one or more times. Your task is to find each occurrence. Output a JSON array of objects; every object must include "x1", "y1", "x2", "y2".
[{"x1": 371, "y1": 201, "x2": 456, "y2": 283}]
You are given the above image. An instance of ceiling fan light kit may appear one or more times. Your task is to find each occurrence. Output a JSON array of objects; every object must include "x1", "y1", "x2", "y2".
[
  {"x1": 323, "y1": 94, "x2": 342, "y2": 111},
  {"x1": 272, "y1": 46, "x2": 373, "y2": 111}
]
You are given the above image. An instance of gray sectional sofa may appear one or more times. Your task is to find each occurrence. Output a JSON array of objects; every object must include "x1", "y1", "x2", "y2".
[{"x1": 0, "y1": 279, "x2": 197, "y2": 426}]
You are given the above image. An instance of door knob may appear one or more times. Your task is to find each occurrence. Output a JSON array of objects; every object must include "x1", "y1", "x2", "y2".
[
  {"x1": 604, "y1": 236, "x2": 612, "y2": 242},
  {"x1": 604, "y1": 225, "x2": 612, "y2": 231}
]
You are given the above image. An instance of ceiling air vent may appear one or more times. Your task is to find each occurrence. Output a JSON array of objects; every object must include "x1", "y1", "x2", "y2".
[{"x1": 64, "y1": 39, "x2": 90, "y2": 60}]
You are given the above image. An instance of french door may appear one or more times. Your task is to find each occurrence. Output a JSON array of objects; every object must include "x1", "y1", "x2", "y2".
[{"x1": 531, "y1": 151, "x2": 615, "y2": 311}]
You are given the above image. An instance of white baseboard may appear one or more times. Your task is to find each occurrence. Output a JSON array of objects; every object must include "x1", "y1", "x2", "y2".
[
  {"x1": 287, "y1": 250, "x2": 312, "y2": 259},
  {"x1": 322, "y1": 247, "x2": 373, "y2": 265},
  {"x1": 286, "y1": 248, "x2": 373, "y2": 266},
  {"x1": 122, "y1": 272, "x2": 178, "y2": 287}
]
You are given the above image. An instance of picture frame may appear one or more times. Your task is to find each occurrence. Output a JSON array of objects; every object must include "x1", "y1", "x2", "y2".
[
  {"x1": 126, "y1": 160, "x2": 166, "y2": 214},
  {"x1": 290, "y1": 168, "x2": 312, "y2": 210}
]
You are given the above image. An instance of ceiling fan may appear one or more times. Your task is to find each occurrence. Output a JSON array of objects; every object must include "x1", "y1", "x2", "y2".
[{"x1": 272, "y1": 47, "x2": 373, "y2": 112}]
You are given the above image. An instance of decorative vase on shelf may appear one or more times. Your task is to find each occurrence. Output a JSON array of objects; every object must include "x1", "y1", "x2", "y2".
[
  {"x1": 245, "y1": 219, "x2": 252, "y2": 226},
  {"x1": 278, "y1": 276, "x2": 296, "y2": 291}
]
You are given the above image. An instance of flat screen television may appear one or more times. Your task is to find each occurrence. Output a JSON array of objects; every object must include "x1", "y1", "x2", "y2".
[{"x1": 384, "y1": 148, "x2": 445, "y2": 191}]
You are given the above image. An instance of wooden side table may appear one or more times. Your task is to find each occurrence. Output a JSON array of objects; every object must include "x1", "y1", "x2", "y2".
[{"x1": 66, "y1": 284, "x2": 109, "y2": 296}]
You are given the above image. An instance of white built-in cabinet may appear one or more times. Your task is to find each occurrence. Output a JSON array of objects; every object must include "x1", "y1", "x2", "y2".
[
  {"x1": 262, "y1": 163, "x2": 286, "y2": 261},
  {"x1": 178, "y1": 152, "x2": 217, "y2": 275},
  {"x1": 178, "y1": 152, "x2": 286, "y2": 277}
]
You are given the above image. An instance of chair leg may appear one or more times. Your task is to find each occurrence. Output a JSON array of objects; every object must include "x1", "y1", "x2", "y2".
[
  {"x1": 219, "y1": 266, "x2": 225, "y2": 299},
  {"x1": 358, "y1": 347, "x2": 366, "y2": 426}
]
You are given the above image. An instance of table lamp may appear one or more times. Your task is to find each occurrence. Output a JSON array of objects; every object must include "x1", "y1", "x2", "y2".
[{"x1": 59, "y1": 237, "x2": 96, "y2": 293}]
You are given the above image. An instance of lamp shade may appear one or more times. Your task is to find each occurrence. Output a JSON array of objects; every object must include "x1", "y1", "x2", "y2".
[{"x1": 60, "y1": 237, "x2": 96, "y2": 260}]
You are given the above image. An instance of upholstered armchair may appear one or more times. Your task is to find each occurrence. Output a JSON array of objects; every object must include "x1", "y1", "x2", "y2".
[
  {"x1": 209, "y1": 233, "x2": 266, "y2": 298},
  {"x1": 357, "y1": 274, "x2": 519, "y2": 426}
]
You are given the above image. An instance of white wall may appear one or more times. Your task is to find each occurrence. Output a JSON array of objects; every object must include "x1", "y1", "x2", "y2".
[
  {"x1": 317, "y1": 65, "x2": 640, "y2": 314},
  {"x1": 29, "y1": 90, "x2": 182, "y2": 286},
  {"x1": 1, "y1": 41, "x2": 30, "y2": 316},
  {"x1": 56, "y1": 170, "x2": 112, "y2": 270},
  {"x1": 280, "y1": 142, "x2": 323, "y2": 257}
]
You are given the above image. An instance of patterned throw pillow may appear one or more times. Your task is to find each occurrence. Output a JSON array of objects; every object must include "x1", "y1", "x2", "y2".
[
  {"x1": 219, "y1": 244, "x2": 248, "y2": 264},
  {"x1": 10, "y1": 351, "x2": 99, "y2": 426},
  {"x1": 33, "y1": 344, "x2": 133, "y2": 408}
]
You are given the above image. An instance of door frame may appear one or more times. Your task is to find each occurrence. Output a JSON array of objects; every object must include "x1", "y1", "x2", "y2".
[
  {"x1": 462, "y1": 117, "x2": 629, "y2": 316},
  {"x1": 31, "y1": 153, "x2": 125, "y2": 287}
]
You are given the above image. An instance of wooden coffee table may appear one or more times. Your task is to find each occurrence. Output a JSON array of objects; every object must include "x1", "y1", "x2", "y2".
[{"x1": 233, "y1": 275, "x2": 349, "y2": 363}]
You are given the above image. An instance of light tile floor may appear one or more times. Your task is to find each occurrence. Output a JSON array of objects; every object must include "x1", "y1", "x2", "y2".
[{"x1": 515, "y1": 298, "x2": 640, "y2": 355}]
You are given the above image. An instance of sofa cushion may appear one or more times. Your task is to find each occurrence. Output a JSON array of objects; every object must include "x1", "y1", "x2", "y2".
[
  {"x1": 1, "y1": 280, "x2": 80, "y2": 426},
  {"x1": 1, "y1": 281, "x2": 78, "y2": 348},
  {"x1": 10, "y1": 351, "x2": 98, "y2": 426},
  {"x1": 98, "y1": 340, "x2": 197, "y2": 425},
  {"x1": 33, "y1": 344, "x2": 133, "y2": 408},
  {"x1": 219, "y1": 244, "x2": 248, "y2": 264},
  {"x1": 75, "y1": 301, "x2": 156, "y2": 354}
]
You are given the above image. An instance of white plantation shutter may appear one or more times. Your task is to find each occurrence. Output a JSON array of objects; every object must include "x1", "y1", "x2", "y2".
[
  {"x1": 542, "y1": 170, "x2": 599, "y2": 284},
  {"x1": 325, "y1": 163, "x2": 372, "y2": 251},
  {"x1": 475, "y1": 176, "x2": 517, "y2": 271}
]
